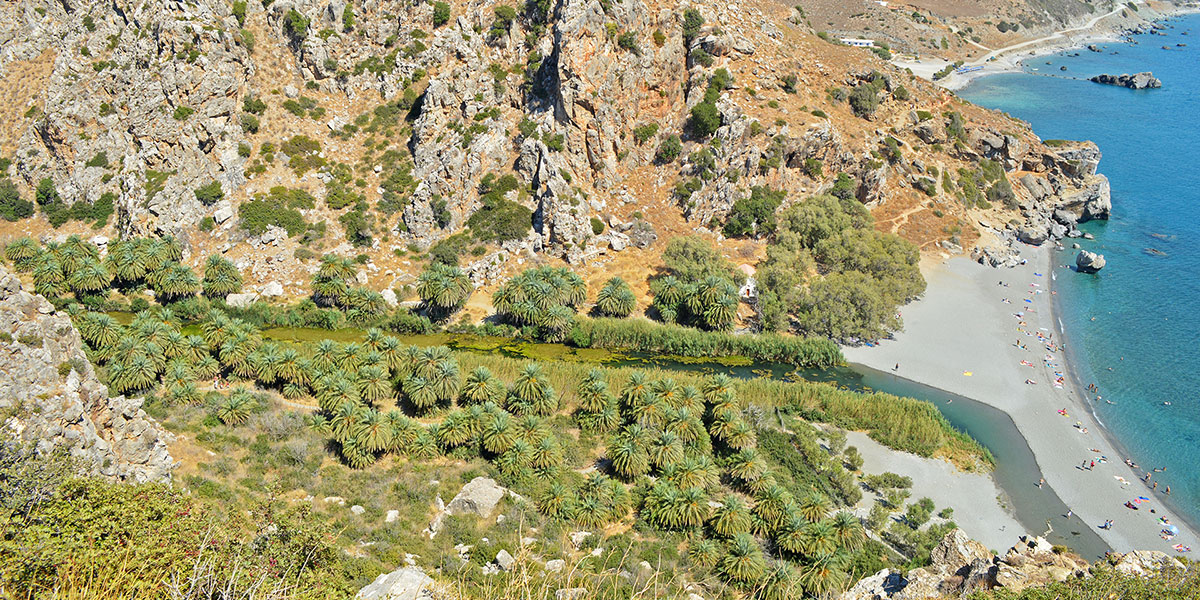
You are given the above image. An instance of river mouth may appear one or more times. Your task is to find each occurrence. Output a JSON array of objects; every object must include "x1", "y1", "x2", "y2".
[{"x1": 259, "y1": 326, "x2": 1110, "y2": 558}]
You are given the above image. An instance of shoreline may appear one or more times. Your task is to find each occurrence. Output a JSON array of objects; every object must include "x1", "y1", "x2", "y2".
[
  {"x1": 895, "y1": 2, "x2": 1200, "y2": 91},
  {"x1": 843, "y1": 247, "x2": 1199, "y2": 555}
]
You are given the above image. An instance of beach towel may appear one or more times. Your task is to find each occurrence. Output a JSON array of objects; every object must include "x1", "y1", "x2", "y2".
[{"x1": 962, "y1": 371, "x2": 973, "y2": 376}]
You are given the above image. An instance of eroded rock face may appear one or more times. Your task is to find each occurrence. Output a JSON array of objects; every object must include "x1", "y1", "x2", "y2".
[{"x1": 0, "y1": 266, "x2": 174, "y2": 483}]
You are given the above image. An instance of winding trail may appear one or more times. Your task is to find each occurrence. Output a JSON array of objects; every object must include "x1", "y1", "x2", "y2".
[{"x1": 967, "y1": 2, "x2": 1138, "y2": 66}]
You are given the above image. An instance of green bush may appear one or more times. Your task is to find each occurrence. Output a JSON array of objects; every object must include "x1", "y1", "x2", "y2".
[
  {"x1": 284, "y1": 8, "x2": 309, "y2": 41},
  {"x1": 848, "y1": 84, "x2": 880, "y2": 117},
  {"x1": 433, "y1": 1, "x2": 451, "y2": 26},
  {"x1": 193, "y1": 181, "x2": 224, "y2": 206},
  {"x1": 231, "y1": 0, "x2": 247, "y2": 25},
  {"x1": 689, "y1": 102, "x2": 721, "y2": 138},
  {"x1": 723, "y1": 186, "x2": 785, "y2": 238},
  {"x1": 468, "y1": 173, "x2": 532, "y2": 243},
  {"x1": 238, "y1": 187, "x2": 311, "y2": 237},
  {"x1": 85, "y1": 152, "x2": 109, "y2": 169},
  {"x1": 172, "y1": 106, "x2": 194, "y2": 121},
  {"x1": 590, "y1": 216, "x2": 605, "y2": 235},
  {"x1": 682, "y1": 8, "x2": 704, "y2": 42},
  {"x1": 240, "y1": 113, "x2": 260, "y2": 133},
  {"x1": 632, "y1": 123, "x2": 659, "y2": 144},
  {"x1": 655, "y1": 135, "x2": 682, "y2": 163},
  {"x1": 0, "y1": 178, "x2": 33, "y2": 222}
]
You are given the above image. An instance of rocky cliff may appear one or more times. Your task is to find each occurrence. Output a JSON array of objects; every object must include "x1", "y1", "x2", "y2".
[
  {"x1": 0, "y1": 266, "x2": 174, "y2": 482},
  {"x1": 841, "y1": 528, "x2": 1185, "y2": 600},
  {"x1": 0, "y1": 0, "x2": 1113, "y2": 294}
]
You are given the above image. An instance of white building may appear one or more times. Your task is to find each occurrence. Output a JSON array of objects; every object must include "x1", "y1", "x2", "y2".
[{"x1": 841, "y1": 38, "x2": 875, "y2": 48}]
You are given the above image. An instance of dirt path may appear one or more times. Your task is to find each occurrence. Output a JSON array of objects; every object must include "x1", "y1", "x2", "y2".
[{"x1": 967, "y1": 2, "x2": 1136, "y2": 66}]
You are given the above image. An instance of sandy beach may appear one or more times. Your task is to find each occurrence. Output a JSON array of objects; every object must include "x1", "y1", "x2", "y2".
[
  {"x1": 843, "y1": 246, "x2": 1198, "y2": 555},
  {"x1": 894, "y1": 1, "x2": 1198, "y2": 91}
]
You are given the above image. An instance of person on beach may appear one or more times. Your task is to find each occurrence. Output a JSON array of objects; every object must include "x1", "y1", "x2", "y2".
[
  {"x1": 1066, "y1": 510, "x2": 1073, "y2": 519},
  {"x1": 1038, "y1": 478, "x2": 1045, "y2": 489},
  {"x1": 1166, "y1": 485, "x2": 1171, "y2": 495}
]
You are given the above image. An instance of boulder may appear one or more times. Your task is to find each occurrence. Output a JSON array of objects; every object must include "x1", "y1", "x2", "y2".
[
  {"x1": 930, "y1": 528, "x2": 992, "y2": 574},
  {"x1": 446, "y1": 477, "x2": 508, "y2": 518},
  {"x1": 495, "y1": 549, "x2": 516, "y2": 572},
  {"x1": 840, "y1": 568, "x2": 907, "y2": 600},
  {"x1": 1075, "y1": 250, "x2": 1106, "y2": 273},
  {"x1": 1018, "y1": 226, "x2": 1049, "y2": 246},
  {"x1": 545, "y1": 559, "x2": 566, "y2": 573},
  {"x1": 260, "y1": 281, "x2": 284, "y2": 298},
  {"x1": 356, "y1": 566, "x2": 437, "y2": 600},
  {"x1": 555, "y1": 589, "x2": 587, "y2": 600},
  {"x1": 226, "y1": 293, "x2": 256, "y2": 308}
]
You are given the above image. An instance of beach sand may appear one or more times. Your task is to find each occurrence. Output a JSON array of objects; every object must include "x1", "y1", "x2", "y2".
[
  {"x1": 841, "y1": 428, "x2": 1023, "y2": 552},
  {"x1": 843, "y1": 246, "x2": 1197, "y2": 555}
]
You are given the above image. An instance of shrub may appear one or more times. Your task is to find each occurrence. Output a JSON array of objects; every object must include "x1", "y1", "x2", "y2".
[
  {"x1": 193, "y1": 181, "x2": 224, "y2": 206},
  {"x1": 682, "y1": 8, "x2": 704, "y2": 42},
  {"x1": 240, "y1": 113, "x2": 260, "y2": 133},
  {"x1": 231, "y1": 0, "x2": 247, "y2": 25},
  {"x1": 617, "y1": 32, "x2": 640, "y2": 55},
  {"x1": 632, "y1": 123, "x2": 659, "y2": 144},
  {"x1": 0, "y1": 178, "x2": 33, "y2": 222},
  {"x1": 238, "y1": 187, "x2": 310, "y2": 236},
  {"x1": 724, "y1": 186, "x2": 785, "y2": 238},
  {"x1": 653, "y1": 29, "x2": 666, "y2": 47},
  {"x1": 281, "y1": 135, "x2": 325, "y2": 174},
  {"x1": 433, "y1": 2, "x2": 451, "y2": 26},
  {"x1": 655, "y1": 135, "x2": 682, "y2": 163},
  {"x1": 544, "y1": 133, "x2": 565, "y2": 152},
  {"x1": 85, "y1": 152, "x2": 109, "y2": 169},
  {"x1": 284, "y1": 8, "x2": 309, "y2": 41},
  {"x1": 892, "y1": 85, "x2": 910, "y2": 101},
  {"x1": 468, "y1": 173, "x2": 532, "y2": 243},
  {"x1": 590, "y1": 216, "x2": 605, "y2": 235},
  {"x1": 848, "y1": 85, "x2": 880, "y2": 117},
  {"x1": 172, "y1": 106, "x2": 194, "y2": 121}
]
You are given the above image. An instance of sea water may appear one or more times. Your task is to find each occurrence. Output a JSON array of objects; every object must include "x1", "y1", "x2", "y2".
[{"x1": 959, "y1": 13, "x2": 1200, "y2": 531}]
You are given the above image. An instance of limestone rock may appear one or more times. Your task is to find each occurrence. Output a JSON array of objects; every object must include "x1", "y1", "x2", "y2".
[
  {"x1": 495, "y1": 549, "x2": 516, "y2": 571},
  {"x1": 555, "y1": 589, "x2": 587, "y2": 600},
  {"x1": 447, "y1": 477, "x2": 508, "y2": 517},
  {"x1": 356, "y1": 566, "x2": 437, "y2": 600},
  {"x1": 1089, "y1": 72, "x2": 1162, "y2": 89},
  {"x1": 1075, "y1": 250, "x2": 1106, "y2": 273},
  {"x1": 0, "y1": 266, "x2": 174, "y2": 483},
  {"x1": 1111, "y1": 550, "x2": 1184, "y2": 576},
  {"x1": 226, "y1": 293, "x2": 257, "y2": 308},
  {"x1": 545, "y1": 559, "x2": 566, "y2": 573}
]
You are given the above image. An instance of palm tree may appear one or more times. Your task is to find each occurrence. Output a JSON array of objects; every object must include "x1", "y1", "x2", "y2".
[
  {"x1": 4, "y1": 238, "x2": 42, "y2": 271},
  {"x1": 168, "y1": 382, "x2": 203, "y2": 406},
  {"x1": 538, "y1": 482, "x2": 576, "y2": 520},
  {"x1": 539, "y1": 304, "x2": 574, "y2": 342},
  {"x1": 182, "y1": 335, "x2": 210, "y2": 362},
  {"x1": 353, "y1": 408, "x2": 393, "y2": 452},
  {"x1": 831, "y1": 511, "x2": 865, "y2": 552},
  {"x1": 725, "y1": 418, "x2": 757, "y2": 450},
  {"x1": 402, "y1": 375, "x2": 439, "y2": 412},
  {"x1": 461, "y1": 366, "x2": 501, "y2": 405},
  {"x1": 481, "y1": 412, "x2": 517, "y2": 454},
  {"x1": 202, "y1": 255, "x2": 243, "y2": 298},
  {"x1": 430, "y1": 358, "x2": 460, "y2": 403},
  {"x1": 310, "y1": 339, "x2": 340, "y2": 371},
  {"x1": 410, "y1": 427, "x2": 439, "y2": 459},
  {"x1": 801, "y1": 519, "x2": 839, "y2": 557},
  {"x1": 213, "y1": 388, "x2": 256, "y2": 426},
  {"x1": 606, "y1": 435, "x2": 648, "y2": 479},
  {"x1": 78, "y1": 313, "x2": 123, "y2": 349},
  {"x1": 720, "y1": 533, "x2": 766, "y2": 585},
  {"x1": 155, "y1": 263, "x2": 201, "y2": 302},
  {"x1": 702, "y1": 374, "x2": 735, "y2": 405},
  {"x1": 416, "y1": 263, "x2": 473, "y2": 321},
  {"x1": 631, "y1": 396, "x2": 666, "y2": 429},
  {"x1": 276, "y1": 348, "x2": 305, "y2": 384},
  {"x1": 648, "y1": 431, "x2": 684, "y2": 469},
  {"x1": 594, "y1": 277, "x2": 636, "y2": 317},
  {"x1": 799, "y1": 552, "x2": 847, "y2": 598},
  {"x1": 107, "y1": 242, "x2": 148, "y2": 285},
  {"x1": 194, "y1": 355, "x2": 221, "y2": 380},
  {"x1": 710, "y1": 495, "x2": 752, "y2": 538},
  {"x1": 330, "y1": 400, "x2": 366, "y2": 443},
  {"x1": 797, "y1": 492, "x2": 832, "y2": 524},
  {"x1": 282, "y1": 382, "x2": 308, "y2": 399},
  {"x1": 32, "y1": 256, "x2": 66, "y2": 297},
  {"x1": 728, "y1": 448, "x2": 768, "y2": 483},
  {"x1": 510, "y1": 363, "x2": 555, "y2": 416},
  {"x1": 356, "y1": 365, "x2": 393, "y2": 403},
  {"x1": 752, "y1": 562, "x2": 797, "y2": 600},
  {"x1": 777, "y1": 512, "x2": 809, "y2": 556},
  {"x1": 591, "y1": 403, "x2": 621, "y2": 433},
  {"x1": 676, "y1": 455, "x2": 718, "y2": 490},
  {"x1": 621, "y1": 371, "x2": 651, "y2": 408},
  {"x1": 436, "y1": 411, "x2": 473, "y2": 448},
  {"x1": 754, "y1": 486, "x2": 794, "y2": 536},
  {"x1": 704, "y1": 294, "x2": 738, "y2": 331},
  {"x1": 573, "y1": 495, "x2": 608, "y2": 529},
  {"x1": 68, "y1": 258, "x2": 112, "y2": 296},
  {"x1": 687, "y1": 538, "x2": 722, "y2": 570}
]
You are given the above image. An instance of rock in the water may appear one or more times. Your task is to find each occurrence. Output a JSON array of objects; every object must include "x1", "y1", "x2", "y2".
[
  {"x1": 356, "y1": 566, "x2": 437, "y2": 600},
  {"x1": 1076, "y1": 250, "x2": 1106, "y2": 273},
  {"x1": 1089, "y1": 72, "x2": 1162, "y2": 89}
]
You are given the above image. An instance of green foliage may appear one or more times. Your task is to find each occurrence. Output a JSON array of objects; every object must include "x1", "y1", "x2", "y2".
[
  {"x1": 284, "y1": 8, "x2": 310, "y2": 41},
  {"x1": 433, "y1": 1, "x2": 451, "y2": 26},
  {"x1": 659, "y1": 236, "x2": 746, "y2": 286},
  {"x1": 231, "y1": 0, "x2": 247, "y2": 25},
  {"x1": 239, "y1": 113, "x2": 260, "y2": 133},
  {"x1": 202, "y1": 255, "x2": 243, "y2": 298},
  {"x1": 594, "y1": 277, "x2": 635, "y2": 318},
  {"x1": 489, "y1": 5, "x2": 517, "y2": 39},
  {"x1": 590, "y1": 216, "x2": 605, "y2": 235},
  {"x1": 417, "y1": 262, "x2": 472, "y2": 321},
  {"x1": 238, "y1": 187, "x2": 312, "y2": 237},
  {"x1": 341, "y1": 4, "x2": 354, "y2": 31},
  {"x1": 85, "y1": 152, "x2": 109, "y2": 168},
  {"x1": 0, "y1": 178, "x2": 33, "y2": 222},
  {"x1": 892, "y1": 85, "x2": 909, "y2": 101},
  {"x1": 193, "y1": 181, "x2": 224, "y2": 206},
  {"x1": 172, "y1": 105, "x2": 194, "y2": 121},
  {"x1": 682, "y1": 8, "x2": 704, "y2": 42},
  {"x1": 757, "y1": 194, "x2": 925, "y2": 342},
  {"x1": 655, "y1": 135, "x2": 682, "y2": 163},
  {"x1": 493, "y1": 266, "x2": 587, "y2": 341},
  {"x1": 281, "y1": 135, "x2": 324, "y2": 174},
  {"x1": 723, "y1": 186, "x2": 785, "y2": 238},
  {"x1": 617, "y1": 31, "x2": 640, "y2": 55},
  {"x1": 339, "y1": 207, "x2": 374, "y2": 247},
  {"x1": 689, "y1": 101, "x2": 721, "y2": 138},
  {"x1": 242, "y1": 95, "x2": 267, "y2": 115},
  {"x1": 468, "y1": 173, "x2": 532, "y2": 243},
  {"x1": 632, "y1": 123, "x2": 659, "y2": 144},
  {"x1": 848, "y1": 84, "x2": 881, "y2": 118}
]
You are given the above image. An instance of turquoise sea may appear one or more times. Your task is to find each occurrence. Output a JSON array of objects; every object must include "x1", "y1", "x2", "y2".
[{"x1": 959, "y1": 13, "x2": 1200, "y2": 531}]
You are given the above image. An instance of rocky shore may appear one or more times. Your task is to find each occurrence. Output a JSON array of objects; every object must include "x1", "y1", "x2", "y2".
[{"x1": 1090, "y1": 72, "x2": 1163, "y2": 89}]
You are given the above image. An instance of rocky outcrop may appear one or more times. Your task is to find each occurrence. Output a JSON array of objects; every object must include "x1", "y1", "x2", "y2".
[
  {"x1": 355, "y1": 566, "x2": 438, "y2": 600},
  {"x1": 0, "y1": 266, "x2": 174, "y2": 483},
  {"x1": 426, "y1": 476, "x2": 523, "y2": 537},
  {"x1": 1090, "y1": 72, "x2": 1162, "y2": 89},
  {"x1": 1075, "y1": 250, "x2": 1106, "y2": 273}
]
